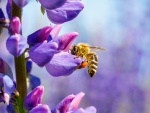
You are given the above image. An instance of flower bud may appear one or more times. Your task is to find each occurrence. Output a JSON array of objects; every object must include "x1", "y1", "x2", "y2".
[
  {"x1": 24, "y1": 85, "x2": 44, "y2": 110},
  {"x1": 9, "y1": 16, "x2": 21, "y2": 34}
]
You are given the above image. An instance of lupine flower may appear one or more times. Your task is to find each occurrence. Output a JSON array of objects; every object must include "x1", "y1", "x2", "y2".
[
  {"x1": 52, "y1": 92, "x2": 97, "y2": 113},
  {"x1": 6, "y1": 0, "x2": 12, "y2": 19},
  {"x1": 29, "y1": 104, "x2": 51, "y2": 113},
  {"x1": 0, "y1": 8, "x2": 5, "y2": 19},
  {"x1": 6, "y1": 17, "x2": 27, "y2": 57},
  {"x1": 28, "y1": 24, "x2": 83, "y2": 77},
  {"x1": 24, "y1": 85, "x2": 95, "y2": 113},
  {"x1": 13, "y1": 0, "x2": 30, "y2": 8},
  {"x1": 6, "y1": 34, "x2": 27, "y2": 57},
  {"x1": 45, "y1": 52, "x2": 82, "y2": 77},
  {"x1": 9, "y1": 16, "x2": 21, "y2": 35},
  {"x1": 0, "y1": 74, "x2": 15, "y2": 104},
  {"x1": 27, "y1": 25, "x2": 53, "y2": 47},
  {"x1": 39, "y1": 0, "x2": 84, "y2": 24},
  {"x1": 24, "y1": 85, "x2": 44, "y2": 110}
]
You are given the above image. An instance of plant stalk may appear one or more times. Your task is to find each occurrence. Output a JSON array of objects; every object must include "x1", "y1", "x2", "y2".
[{"x1": 12, "y1": 2, "x2": 27, "y2": 102}]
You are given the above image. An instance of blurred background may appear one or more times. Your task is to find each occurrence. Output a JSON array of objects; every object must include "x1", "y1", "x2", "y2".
[{"x1": 1, "y1": 0, "x2": 150, "y2": 113}]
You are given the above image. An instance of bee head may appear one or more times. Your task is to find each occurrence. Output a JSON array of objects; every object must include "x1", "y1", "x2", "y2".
[{"x1": 71, "y1": 44, "x2": 78, "y2": 55}]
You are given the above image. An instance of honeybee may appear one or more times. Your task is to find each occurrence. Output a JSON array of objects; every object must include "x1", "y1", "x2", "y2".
[{"x1": 70, "y1": 43, "x2": 106, "y2": 77}]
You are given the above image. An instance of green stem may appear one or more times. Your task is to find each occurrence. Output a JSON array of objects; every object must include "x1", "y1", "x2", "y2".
[{"x1": 12, "y1": 1, "x2": 27, "y2": 103}]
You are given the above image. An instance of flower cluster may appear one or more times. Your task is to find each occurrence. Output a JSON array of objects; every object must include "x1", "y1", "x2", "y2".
[
  {"x1": 0, "y1": 0, "x2": 97, "y2": 113},
  {"x1": 24, "y1": 85, "x2": 96, "y2": 113}
]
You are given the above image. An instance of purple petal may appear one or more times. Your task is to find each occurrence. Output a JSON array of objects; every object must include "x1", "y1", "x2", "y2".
[
  {"x1": 9, "y1": 16, "x2": 21, "y2": 34},
  {"x1": 27, "y1": 25, "x2": 53, "y2": 46},
  {"x1": 69, "y1": 92, "x2": 85, "y2": 111},
  {"x1": 45, "y1": 52, "x2": 82, "y2": 77},
  {"x1": 0, "y1": 58, "x2": 13, "y2": 80},
  {"x1": 72, "y1": 108, "x2": 85, "y2": 113},
  {"x1": 30, "y1": 74, "x2": 41, "y2": 90},
  {"x1": 6, "y1": 34, "x2": 27, "y2": 57},
  {"x1": 52, "y1": 32, "x2": 78, "y2": 51},
  {"x1": 39, "y1": 0, "x2": 67, "y2": 10},
  {"x1": 3, "y1": 75, "x2": 15, "y2": 94},
  {"x1": 48, "y1": 24, "x2": 62, "y2": 41},
  {"x1": 6, "y1": 0, "x2": 12, "y2": 19},
  {"x1": 29, "y1": 41, "x2": 59, "y2": 67},
  {"x1": 84, "y1": 106, "x2": 97, "y2": 113},
  {"x1": 24, "y1": 85, "x2": 44, "y2": 110},
  {"x1": 0, "y1": 8, "x2": 5, "y2": 19},
  {"x1": 13, "y1": 0, "x2": 30, "y2": 8},
  {"x1": 46, "y1": 0, "x2": 84, "y2": 24},
  {"x1": 3, "y1": 93, "x2": 10, "y2": 104},
  {"x1": 29, "y1": 104, "x2": 51, "y2": 113},
  {"x1": 6, "y1": 104, "x2": 16, "y2": 113},
  {"x1": 26, "y1": 59, "x2": 32, "y2": 73},
  {"x1": 52, "y1": 94, "x2": 75, "y2": 113}
]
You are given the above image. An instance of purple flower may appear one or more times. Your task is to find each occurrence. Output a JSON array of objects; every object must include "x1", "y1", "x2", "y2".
[
  {"x1": 26, "y1": 59, "x2": 32, "y2": 74},
  {"x1": 39, "y1": 0, "x2": 84, "y2": 24},
  {"x1": 39, "y1": 0, "x2": 67, "y2": 10},
  {"x1": 28, "y1": 24, "x2": 83, "y2": 76},
  {"x1": 24, "y1": 85, "x2": 44, "y2": 110},
  {"x1": 13, "y1": 0, "x2": 30, "y2": 8},
  {"x1": 0, "y1": 8, "x2": 5, "y2": 19},
  {"x1": 0, "y1": 74, "x2": 15, "y2": 104},
  {"x1": 45, "y1": 52, "x2": 82, "y2": 77},
  {"x1": 27, "y1": 25, "x2": 53, "y2": 46},
  {"x1": 6, "y1": 0, "x2": 12, "y2": 19},
  {"x1": 29, "y1": 104, "x2": 51, "y2": 113},
  {"x1": 0, "y1": 58, "x2": 13, "y2": 79},
  {"x1": 6, "y1": 34, "x2": 27, "y2": 57},
  {"x1": 9, "y1": 16, "x2": 21, "y2": 34},
  {"x1": 29, "y1": 41, "x2": 59, "y2": 67},
  {"x1": 52, "y1": 92, "x2": 97, "y2": 113}
]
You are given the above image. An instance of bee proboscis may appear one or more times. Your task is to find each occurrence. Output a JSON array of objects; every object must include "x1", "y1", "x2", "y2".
[{"x1": 70, "y1": 43, "x2": 106, "y2": 77}]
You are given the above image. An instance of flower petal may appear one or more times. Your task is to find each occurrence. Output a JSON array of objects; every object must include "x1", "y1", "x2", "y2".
[
  {"x1": 27, "y1": 25, "x2": 53, "y2": 46},
  {"x1": 24, "y1": 85, "x2": 44, "y2": 110},
  {"x1": 29, "y1": 41, "x2": 59, "y2": 67},
  {"x1": 0, "y1": 58, "x2": 13, "y2": 80},
  {"x1": 84, "y1": 106, "x2": 97, "y2": 113},
  {"x1": 52, "y1": 94, "x2": 75, "y2": 113},
  {"x1": 9, "y1": 16, "x2": 21, "y2": 34},
  {"x1": 13, "y1": 0, "x2": 30, "y2": 8},
  {"x1": 50, "y1": 24, "x2": 62, "y2": 39},
  {"x1": 69, "y1": 92, "x2": 85, "y2": 111},
  {"x1": 30, "y1": 74, "x2": 41, "y2": 90},
  {"x1": 6, "y1": 0, "x2": 12, "y2": 19},
  {"x1": 39, "y1": 0, "x2": 67, "y2": 10},
  {"x1": 0, "y1": 8, "x2": 5, "y2": 19},
  {"x1": 45, "y1": 52, "x2": 82, "y2": 77},
  {"x1": 46, "y1": 0, "x2": 84, "y2": 24},
  {"x1": 3, "y1": 75, "x2": 15, "y2": 94},
  {"x1": 26, "y1": 59, "x2": 32, "y2": 74},
  {"x1": 6, "y1": 34, "x2": 27, "y2": 57},
  {"x1": 52, "y1": 32, "x2": 78, "y2": 51},
  {"x1": 72, "y1": 108, "x2": 85, "y2": 113},
  {"x1": 29, "y1": 104, "x2": 51, "y2": 113},
  {"x1": 6, "y1": 104, "x2": 16, "y2": 113}
]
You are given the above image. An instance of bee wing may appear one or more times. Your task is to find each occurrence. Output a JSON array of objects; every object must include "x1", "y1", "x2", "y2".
[{"x1": 82, "y1": 45, "x2": 106, "y2": 50}]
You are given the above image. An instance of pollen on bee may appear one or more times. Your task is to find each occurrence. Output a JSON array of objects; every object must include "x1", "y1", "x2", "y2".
[{"x1": 76, "y1": 61, "x2": 87, "y2": 69}]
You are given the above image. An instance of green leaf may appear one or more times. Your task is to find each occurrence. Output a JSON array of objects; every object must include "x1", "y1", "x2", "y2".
[
  {"x1": 36, "y1": 0, "x2": 38, "y2": 2},
  {"x1": 41, "y1": 6, "x2": 45, "y2": 15}
]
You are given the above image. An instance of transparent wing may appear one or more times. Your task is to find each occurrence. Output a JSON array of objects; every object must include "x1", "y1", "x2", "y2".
[{"x1": 81, "y1": 45, "x2": 106, "y2": 50}]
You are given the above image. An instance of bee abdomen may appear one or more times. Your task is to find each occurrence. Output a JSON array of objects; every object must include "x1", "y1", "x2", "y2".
[{"x1": 88, "y1": 64, "x2": 98, "y2": 77}]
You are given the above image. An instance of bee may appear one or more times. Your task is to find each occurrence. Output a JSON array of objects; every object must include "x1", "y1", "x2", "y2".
[{"x1": 70, "y1": 43, "x2": 106, "y2": 77}]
